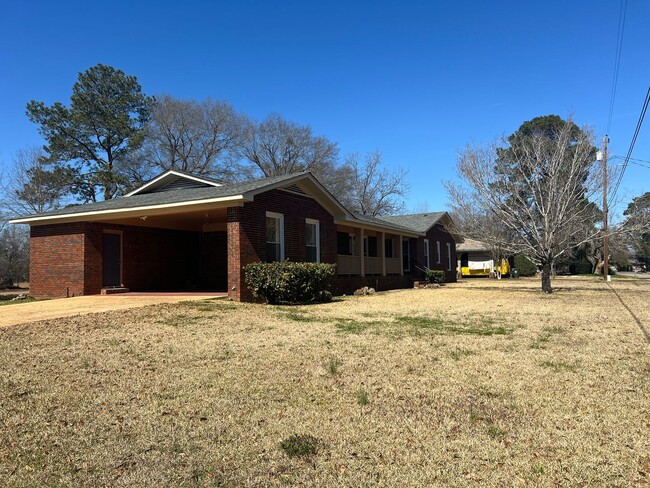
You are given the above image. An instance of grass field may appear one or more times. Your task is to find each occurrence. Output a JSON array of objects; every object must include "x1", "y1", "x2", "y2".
[{"x1": 1, "y1": 277, "x2": 649, "y2": 486}]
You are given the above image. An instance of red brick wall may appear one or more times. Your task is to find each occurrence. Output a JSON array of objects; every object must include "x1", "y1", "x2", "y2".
[
  {"x1": 30, "y1": 222, "x2": 210, "y2": 298},
  {"x1": 425, "y1": 224, "x2": 457, "y2": 282},
  {"x1": 391, "y1": 227, "x2": 457, "y2": 283},
  {"x1": 30, "y1": 224, "x2": 87, "y2": 298},
  {"x1": 227, "y1": 189, "x2": 337, "y2": 301}
]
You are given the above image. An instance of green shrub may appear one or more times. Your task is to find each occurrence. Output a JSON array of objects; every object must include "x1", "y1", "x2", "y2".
[
  {"x1": 569, "y1": 258, "x2": 593, "y2": 275},
  {"x1": 244, "y1": 261, "x2": 336, "y2": 305},
  {"x1": 424, "y1": 269, "x2": 446, "y2": 284},
  {"x1": 513, "y1": 255, "x2": 537, "y2": 276}
]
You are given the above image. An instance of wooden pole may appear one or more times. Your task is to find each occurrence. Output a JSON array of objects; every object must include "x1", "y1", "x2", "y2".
[{"x1": 602, "y1": 135, "x2": 609, "y2": 280}]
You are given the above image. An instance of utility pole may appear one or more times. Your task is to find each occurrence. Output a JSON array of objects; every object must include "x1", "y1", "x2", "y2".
[{"x1": 602, "y1": 135, "x2": 609, "y2": 280}]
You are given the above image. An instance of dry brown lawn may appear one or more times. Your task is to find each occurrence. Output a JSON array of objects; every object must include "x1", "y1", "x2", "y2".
[{"x1": 1, "y1": 277, "x2": 649, "y2": 487}]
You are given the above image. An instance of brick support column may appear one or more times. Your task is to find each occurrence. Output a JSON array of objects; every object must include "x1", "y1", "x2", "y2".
[{"x1": 227, "y1": 206, "x2": 259, "y2": 302}]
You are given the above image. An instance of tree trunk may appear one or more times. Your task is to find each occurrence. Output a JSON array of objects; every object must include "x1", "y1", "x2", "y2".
[{"x1": 541, "y1": 262, "x2": 552, "y2": 293}]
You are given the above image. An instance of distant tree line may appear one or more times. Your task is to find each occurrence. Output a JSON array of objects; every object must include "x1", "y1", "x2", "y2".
[
  {"x1": 7, "y1": 64, "x2": 408, "y2": 217},
  {"x1": 0, "y1": 64, "x2": 411, "y2": 287}
]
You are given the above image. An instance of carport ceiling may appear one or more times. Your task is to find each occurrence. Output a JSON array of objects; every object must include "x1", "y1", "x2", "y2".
[{"x1": 90, "y1": 207, "x2": 228, "y2": 232}]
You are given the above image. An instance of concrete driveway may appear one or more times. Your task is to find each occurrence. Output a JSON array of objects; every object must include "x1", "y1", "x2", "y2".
[{"x1": 0, "y1": 294, "x2": 225, "y2": 328}]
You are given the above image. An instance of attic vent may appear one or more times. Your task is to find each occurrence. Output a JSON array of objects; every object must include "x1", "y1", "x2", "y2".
[
  {"x1": 283, "y1": 184, "x2": 308, "y2": 196},
  {"x1": 153, "y1": 178, "x2": 215, "y2": 193}
]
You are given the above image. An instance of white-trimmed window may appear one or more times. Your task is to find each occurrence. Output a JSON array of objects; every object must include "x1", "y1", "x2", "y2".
[
  {"x1": 436, "y1": 241, "x2": 441, "y2": 264},
  {"x1": 424, "y1": 239, "x2": 430, "y2": 269},
  {"x1": 266, "y1": 211, "x2": 284, "y2": 262},
  {"x1": 305, "y1": 218, "x2": 320, "y2": 263},
  {"x1": 446, "y1": 242, "x2": 452, "y2": 271},
  {"x1": 402, "y1": 238, "x2": 410, "y2": 272}
]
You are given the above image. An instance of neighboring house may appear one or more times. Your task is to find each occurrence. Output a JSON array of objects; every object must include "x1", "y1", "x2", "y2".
[
  {"x1": 10, "y1": 170, "x2": 458, "y2": 301},
  {"x1": 457, "y1": 238, "x2": 510, "y2": 278}
]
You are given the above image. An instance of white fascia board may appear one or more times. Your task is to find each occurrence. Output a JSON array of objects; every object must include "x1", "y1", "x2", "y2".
[
  {"x1": 124, "y1": 170, "x2": 223, "y2": 197},
  {"x1": 9, "y1": 195, "x2": 244, "y2": 225}
]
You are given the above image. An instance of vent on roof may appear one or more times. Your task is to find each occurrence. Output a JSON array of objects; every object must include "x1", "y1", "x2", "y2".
[
  {"x1": 282, "y1": 184, "x2": 309, "y2": 196},
  {"x1": 152, "y1": 178, "x2": 215, "y2": 193}
]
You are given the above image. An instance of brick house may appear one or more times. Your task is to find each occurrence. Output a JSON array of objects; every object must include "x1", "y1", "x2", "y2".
[{"x1": 11, "y1": 170, "x2": 458, "y2": 301}]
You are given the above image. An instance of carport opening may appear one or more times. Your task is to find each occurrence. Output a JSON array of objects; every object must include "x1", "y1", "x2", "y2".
[{"x1": 96, "y1": 208, "x2": 229, "y2": 294}]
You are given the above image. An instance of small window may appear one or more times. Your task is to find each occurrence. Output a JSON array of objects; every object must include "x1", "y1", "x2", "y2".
[
  {"x1": 337, "y1": 232, "x2": 352, "y2": 255},
  {"x1": 305, "y1": 219, "x2": 320, "y2": 263},
  {"x1": 446, "y1": 242, "x2": 452, "y2": 271},
  {"x1": 369, "y1": 237, "x2": 378, "y2": 257},
  {"x1": 402, "y1": 238, "x2": 410, "y2": 272},
  {"x1": 436, "y1": 241, "x2": 441, "y2": 264},
  {"x1": 424, "y1": 239, "x2": 430, "y2": 269},
  {"x1": 384, "y1": 238, "x2": 394, "y2": 258},
  {"x1": 266, "y1": 212, "x2": 284, "y2": 262},
  {"x1": 364, "y1": 236, "x2": 377, "y2": 257}
]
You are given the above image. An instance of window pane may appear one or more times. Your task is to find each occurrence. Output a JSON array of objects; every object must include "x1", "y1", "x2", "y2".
[
  {"x1": 402, "y1": 239, "x2": 410, "y2": 270},
  {"x1": 266, "y1": 217, "x2": 277, "y2": 243},
  {"x1": 306, "y1": 246, "x2": 317, "y2": 262},
  {"x1": 385, "y1": 238, "x2": 393, "y2": 258},
  {"x1": 306, "y1": 223, "x2": 316, "y2": 246},
  {"x1": 266, "y1": 242, "x2": 280, "y2": 262},
  {"x1": 368, "y1": 237, "x2": 378, "y2": 257},
  {"x1": 337, "y1": 232, "x2": 351, "y2": 255}
]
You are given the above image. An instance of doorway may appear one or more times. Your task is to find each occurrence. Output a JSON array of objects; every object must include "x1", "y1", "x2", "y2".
[{"x1": 103, "y1": 232, "x2": 122, "y2": 287}]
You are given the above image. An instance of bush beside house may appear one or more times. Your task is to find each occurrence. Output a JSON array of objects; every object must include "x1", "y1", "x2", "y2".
[{"x1": 244, "y1": 262, "x2": 336, "y2": 305}]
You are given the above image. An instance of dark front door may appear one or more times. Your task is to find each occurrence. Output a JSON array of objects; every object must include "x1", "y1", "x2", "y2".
[{"x1": 103, "y1": 233, "x2": 121, "y2": 287}]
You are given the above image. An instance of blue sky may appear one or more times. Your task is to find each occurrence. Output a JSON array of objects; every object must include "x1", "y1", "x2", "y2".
[{"x1": 1, "y1": 0, "x2": 648, "y2": 215}]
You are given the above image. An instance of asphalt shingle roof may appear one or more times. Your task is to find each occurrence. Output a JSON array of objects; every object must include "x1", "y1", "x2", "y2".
[
  {"x1": 352, "y1": 213, "x2": 417, "y2": 233},
  {"x1": 456, "y1": 238, "x2": 491, "y2": 252},
  {"x1": 377, "y1": 212, "x2": 446, "y2": 233},
  {"x1": 14, "y1": 170, "x2": 452, "y2": 239},
  {"x1": 16, "y1": 172, "x2": 305, "y2": 219}
]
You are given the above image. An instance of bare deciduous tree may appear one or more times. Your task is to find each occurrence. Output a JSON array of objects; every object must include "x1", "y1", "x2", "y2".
[
  {"x1": 447, "y1": 117, "x2": 604, "y2": 293},
  {"x1": 140, "y1": 96, "x2": 247, "y2": 181},
  {"x1": 345, "y1": 150, "x2": 408, "y2": 216},
  {"x1": 1, "y1": 147, "x2": 72, "y2": 216},
  {"x1": 0, "y1": 224, "x2": 29, "y2": 288},
  {"x1": 239, "y1": 114, "x2": 339, "y2": 177}
]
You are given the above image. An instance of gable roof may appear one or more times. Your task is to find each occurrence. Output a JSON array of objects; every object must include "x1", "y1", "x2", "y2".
[
  {"x1": 9, "y1": 172, "x2": 358, "y2": 225},
  {"x1": 9, "y1": 170, "x2": 453, "y2": 240},
  {"x1": 378, "y1": 212, "x2": 447, "y2": 233},
  {"x1": 124, "y1": 170, "x2": 223, "y2": 196}
]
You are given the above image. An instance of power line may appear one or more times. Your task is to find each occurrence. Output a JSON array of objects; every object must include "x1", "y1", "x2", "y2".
[
  {"x1": 612, "y1": 155, "x2": 650, "y2": 164},
  {"x1": 611, "y1": 86, "x2": 650, "y2": 199},
  {"x1": 606, "y1": 0, "x2": 628, "y2": 134},
  {"x1": 628, "y1": 160, "x2": 650, "y2": 170}
]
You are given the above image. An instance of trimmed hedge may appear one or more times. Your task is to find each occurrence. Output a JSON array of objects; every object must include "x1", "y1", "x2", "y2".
[
  {"x1": 425, "y1": 269, "x2": 446, "y2": 284},
  {"x1": 513, "y1": 255, "x2": 537, "y2": 276},
  {"x1": 244, "y1": 261, "x2": 336, "y2": 305}
]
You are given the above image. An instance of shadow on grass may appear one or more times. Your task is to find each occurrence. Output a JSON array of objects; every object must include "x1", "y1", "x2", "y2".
[{"x1": 607, "y1": 284, "x2": 650, "y2": 344}]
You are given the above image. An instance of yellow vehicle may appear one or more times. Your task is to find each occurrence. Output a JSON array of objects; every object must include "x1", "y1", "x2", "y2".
[{"x1": 457, "y1": 239, "x2": 510, "y2": 278}]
